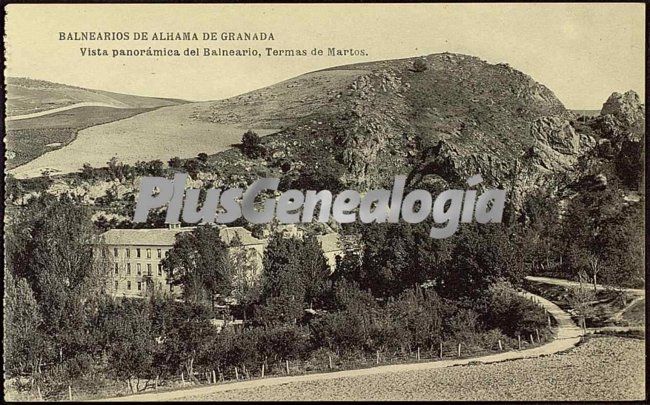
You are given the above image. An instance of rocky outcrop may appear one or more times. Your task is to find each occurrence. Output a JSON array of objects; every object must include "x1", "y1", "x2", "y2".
[
  {"x1": 600, "y1": 90, "x2": 645, "y2": 128},
  {"x1": 531, "y1": 117, "x2": 580, "y2": 155}
]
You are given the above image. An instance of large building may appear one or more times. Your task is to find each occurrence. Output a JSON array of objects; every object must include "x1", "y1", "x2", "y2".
[{"x1": 98, "y1": 224, "x2": 343, "y2": 299}]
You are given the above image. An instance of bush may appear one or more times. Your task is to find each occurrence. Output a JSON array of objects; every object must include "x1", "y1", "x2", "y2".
[
  {"x1": 242, "y1": 130, "x2": 264, "y2": 158},
  {"x1": 168, "y1": 156, "x2": 182, "y2": 168},
  {"x1": 412, "y1": 59, "x2": 428, "y2": 72},
  {"x1": 197, "y1": 153, "x2": 209, "y2": 163},
  {"x1": 482, "y1": 281, "x2": 548, "y2": 337}
]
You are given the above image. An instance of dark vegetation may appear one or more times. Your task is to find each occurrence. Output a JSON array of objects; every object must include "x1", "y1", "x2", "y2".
[{"x1": 5, "y1": 192, "x2": 550, "y2": 400}]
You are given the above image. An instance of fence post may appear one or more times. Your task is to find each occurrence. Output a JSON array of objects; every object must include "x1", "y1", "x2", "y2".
[
  {"x1": 529, "y1": 334, "x2": 534, "y2": 344},
  {"x1": 235, "y1": 367, "x2": 239, "y2": 380},
  {"x1": 261, "y1": 363, "x2": 265, "y2": 378},
  {"x1": 536, "y1": 329, "x2": 540, "y2": 343},
  {"x1": 285, "y1": 360, "x2": 290, "y2": 375},
  {"x1": 518, "y1": 335, "x2": 522, "y2": 350},
  {"x1": 68, "y1": 385, "x2": 72, "y2": 401},
  {"x1": 439, "y1": 341, "x2": 443, "y2": 359},
  {"x1": 328, "y1": 355, "x2": 333, "y2": 370},
  {"x1": 457, "y1": 343, "x2": 461, "y2": 357},
  {"x1": 498, "y1": 339, "x2": 503, "y2": 351},
  {"x1": 181, "y1": 372, "x2": 184, "y2": 384},
  {"x1": 417, "y1": 347, "x2": 420, "y2": 361},
  {"x1": 212, "y1": 370, "x2": 216, "y2": 384}
]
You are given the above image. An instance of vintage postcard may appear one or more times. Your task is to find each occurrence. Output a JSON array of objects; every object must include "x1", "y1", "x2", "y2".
[{"x1": 3, "y1": 3, "x2": 645, "y2": 401}]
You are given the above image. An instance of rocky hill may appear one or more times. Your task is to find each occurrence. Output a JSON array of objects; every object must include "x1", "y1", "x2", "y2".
[
  {"x1": 193, "y1": 53, "x2": 608, "y2": 210},
  {"x1": 7, "y1": 53, "x2": 644, "y2": 223}
]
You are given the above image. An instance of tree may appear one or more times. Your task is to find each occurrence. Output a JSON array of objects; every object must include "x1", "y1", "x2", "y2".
[
  {"x1": 566, "y1": 283, "x2": 596, "y2": 331},
  {"x1": 168, "y1": 156, "x2": 182, "y2": 169},
  {"x1": 260, "y1": 233, "x2": 329, "y2": 308},
  {"x1": 242, "y1": 130, "x2": 264, "y2": 158},
  {"x1": 197, "y1": 153, "x2": 209, "y2": 163},
  {"x1": 441, "y1": 223, "x2": 525, "y2": 299},
  {"x1": 563, "y1": 189, "x2": 612, "y2": 291},
  {"x1": 151, "y1": 300, "x2": 219, "y2": 382},
  {"x1": 4, "y1": 271, "x2": 49, "y2": 377},
  {"x1": 386, "y1": 286, "x2": 443, "y2": 350},
  {"x1": 96, "y1": 298, "x2": 156, "y2": 393},
  {"x1": 183, "y1": 159, "x2": 200, "y2": 179},
  {"x1": 162, "y1": 225, "x2": 233, "y2": 307},
  {"x1": 412, "y1": 58, "x2": 428, "y2": 72},
  {"x1": 17, "y1": 196, "x2": 109, "y2": 364},
  {"x1": 80, "y1": 163, "x2": 95, "y2": 180},
  {"x1": 229, "y1": 234, "x2": 262, "y2": 309}
]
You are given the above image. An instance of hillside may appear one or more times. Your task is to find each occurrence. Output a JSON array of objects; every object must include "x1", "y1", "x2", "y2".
[
  {"x1": 7, "y1": 53, "x2": 644, "y2": 218},
  {"x1": 9, "y1": 54, "x2": 574, "y2": 184},
  {"x1": 5, "y1": 77, "x2": 190, "y2": 171},
  {"x1": 5, "y1": 77, "x2": 186, "y2": 117}
]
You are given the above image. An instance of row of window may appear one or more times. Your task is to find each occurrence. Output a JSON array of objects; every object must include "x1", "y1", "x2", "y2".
[
  {"x1": 112, "y1": 247, "x2": 168, "y2": 259},
  {"x1": 113, "y1": 262, "x2": 163, "y2": 276},
  {"x1": 114, "y1": 280, "x2": 173, "y2": 292}
]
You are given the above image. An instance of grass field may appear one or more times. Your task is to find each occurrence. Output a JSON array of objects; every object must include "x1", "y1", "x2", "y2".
[
  {"x1": 7, "y1": 69, "x2": 366, "y2": 178},
  {"x1": 5, "y1": 107, "x2": 156, "y2": 169},
  {"x1": 8, "y1": 103, "x2": 278, "y2": 178}
]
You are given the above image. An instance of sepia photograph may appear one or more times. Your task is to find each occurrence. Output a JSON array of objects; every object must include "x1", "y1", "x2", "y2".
[{"x1": 3, "y1": 3, "x2": 646, "y2": 401}]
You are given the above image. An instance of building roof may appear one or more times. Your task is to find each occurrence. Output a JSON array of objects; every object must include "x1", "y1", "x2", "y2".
[
  {"x1": 99, "y1": 225, "x2": 342, "y2": 255},
  {"x1": 99, "y1": 226, "x2": 265, "y2": 247},
  {"x1": 100, "y1": 227, "x2": 192, "y2": 246}
]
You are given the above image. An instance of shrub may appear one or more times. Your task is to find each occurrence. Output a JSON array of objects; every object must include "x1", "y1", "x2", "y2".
[
  {"x1": 197, "y1": 153, "x2": 209, "y2": 163},
  {"x1": 482, "y1": 281, "x2": 548, "y2": 337},
  {"x1": 242, "y1": 130, "x2": 264, "y2": 158},
  {"x1": 168, "y1": 156, "x2": 182, "y2": 168},
  {"x1": 412, "y1": 59, "x2": 428, "y2": 72}
]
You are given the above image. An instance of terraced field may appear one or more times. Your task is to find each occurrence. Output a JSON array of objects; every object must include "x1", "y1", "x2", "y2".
[{"x1": 182, "y1": 337, "x2": 645, "y2": 401}]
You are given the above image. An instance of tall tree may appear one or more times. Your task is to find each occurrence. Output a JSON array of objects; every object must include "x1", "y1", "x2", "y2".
[
  {"x1": 95, "y1": 298, "x2": 156, "y2": 393},
  {"x1": 261, "y1": 233, "x2": 329, "y2": 306},
  {"x1": 163, "y1": 225, "x2": 233, "y2": 306},
  {"x1": 4, "y1": 271, "x2": 49, "y2": 377},
  {"x1": 441, "y1": 223, "x2": 525, "y2": 299},
  {"x1": 16, "y1": 195, "x2": 108, "y2": 363}
]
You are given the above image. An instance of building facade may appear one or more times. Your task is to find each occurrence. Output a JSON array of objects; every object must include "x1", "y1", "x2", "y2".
[{"x1": 98, "y1": 224, "x2": 343, "y2": 299}]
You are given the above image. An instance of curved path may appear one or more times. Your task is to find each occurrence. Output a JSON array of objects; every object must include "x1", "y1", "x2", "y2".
[
  {"x1": 98, "y1": 290, "x2": 583, "y2": 401},
  {"x1": 6, "y1": 102, "x2": 129, "y2": 121}
]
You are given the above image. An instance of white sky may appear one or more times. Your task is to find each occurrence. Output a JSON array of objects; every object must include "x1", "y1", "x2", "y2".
[{"x1": 4, "y1": 3, "x2": 645, "y2": 109}]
